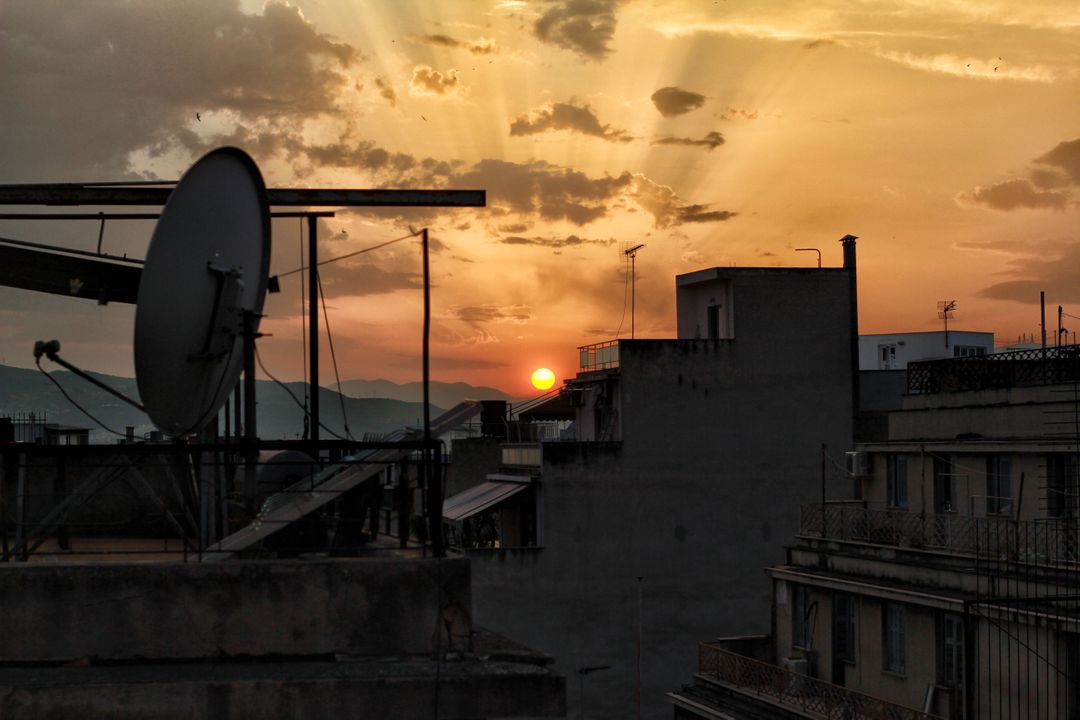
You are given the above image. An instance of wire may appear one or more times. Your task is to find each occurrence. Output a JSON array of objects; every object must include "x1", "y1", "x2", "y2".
[
  {"x1": 317, "y1": 270, "x2": 353, "y2": 440},
  {"x1": 613, "y1": 250, "x2": 631, "y2": 338},
  {"x1": 273, "y1": 230, "x2": 420, "y2": 279},
  {"x1": 255, "y1": 346, "x2": 350, "y2": 441},
  {"x1": 35, "y1": 358, "x2": 127, "y2": 438}
]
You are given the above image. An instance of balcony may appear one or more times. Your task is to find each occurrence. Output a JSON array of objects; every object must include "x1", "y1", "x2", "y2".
[
  {"x1": 578, "y1": 340, "x2": 619, "y2": 372},
  {"x1": 696, "y1": 643, "x2": 941, "y2": 720},
  {"x1": 907, "y1": 344, "x2": 1080, "y2": 394},
  {"x1": 800, "y1": 503, "x2": 1080, "y2": 566}
]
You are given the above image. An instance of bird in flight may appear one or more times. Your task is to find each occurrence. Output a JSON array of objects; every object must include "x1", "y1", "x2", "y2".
[{"x1": 196, "y1": 112, "x2": 201, "y2": 122}]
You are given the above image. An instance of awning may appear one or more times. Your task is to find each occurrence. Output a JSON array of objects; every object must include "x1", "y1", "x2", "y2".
[{"x1": 443, "y1": 480, "x2": 530, "y2": 522}]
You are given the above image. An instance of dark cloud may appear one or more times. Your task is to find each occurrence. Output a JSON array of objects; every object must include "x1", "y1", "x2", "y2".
[
  {"x1": 500, "y1": 234, "x2": 615, "y2": 248},
  {"x1": 959, "y1": 178, "x2": 1068, "y2": 211},
  {"x1": 978, "y1": 242, "x2": 1080, "y2": 304},
  {"x1": 652, "y1": 131, "x2": 725, "y2": 150},
  {"x1": 720, "y1": 107, "x2": 759, "y2": 120},
  {"x1": 534, "y1": 0, "x2": 620, "y2": 60},
  {"x1": 650, "y1": 87, "x2": 707, "y2": 117},
  {"x1": 631, "y1": 175, "x2": 737, "y2": 228},
  {"x1": 510, "y1": 102, "x2": 631, "y2": 142},
  {"x1": 677, "y1": 205, "x2": 738, "y2": 223},
  {"x1": 309, "y1": 263, "x2": 423, "y2": 299},
  {"x1": 416, "y1": 34, "x2": 498, "y2": 55},
  {"x1": 0, "y1": 0, "x2": 362, "y2": 180},
  {"x1": 410, "y1": 65, "x2": 463, "y2": 96},
  {"x1": 374, "y1": 76, "x2": 397, "y2": 107},
  {"x1": 497, "y1": 223, "x2": 531, "y2": 233},
  {"x1": 803, "y1": 39, "x2": 836, "y2": 50},
  {"x1": 1035, "y1": 138, "x2": 1080, "y2": 185},
  {"x1": 450, "y1": 305, "x2": 533, "y2": 324}
]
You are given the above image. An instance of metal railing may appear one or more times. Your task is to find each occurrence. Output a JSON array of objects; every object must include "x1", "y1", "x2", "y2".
[
  {"x1": 907, "y1": 344, "x2": 1080, "y2": 394},
  {"x1": 578, "y1": 340, "x2": 619, "y2": 372},
  {"x1": 801, "y1": 503, "x2": 1080, "y2": 566},
  {"x1": 698, "y1": 643, "x2": 941, "y2": 720}
]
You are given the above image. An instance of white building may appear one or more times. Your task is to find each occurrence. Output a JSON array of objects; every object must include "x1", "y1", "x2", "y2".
[{"x1": 859, "y1": 331, "x2": 994, "y2": 370}]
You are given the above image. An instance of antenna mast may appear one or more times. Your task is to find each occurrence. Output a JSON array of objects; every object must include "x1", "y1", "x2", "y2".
[
  {"x1": 625, "y1": 244, "x2": 645, "y2": 339},
  {"x1": 937, "y1": 300, "x2": 956, "y2": 349}
]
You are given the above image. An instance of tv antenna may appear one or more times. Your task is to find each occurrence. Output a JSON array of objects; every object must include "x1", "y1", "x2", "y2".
[
  {"x1": 625, "y1": 244, "x2": 645, "y2": 339},
  {"x1": 937, "y1": 300, "x2": 956, "y2": 349}
]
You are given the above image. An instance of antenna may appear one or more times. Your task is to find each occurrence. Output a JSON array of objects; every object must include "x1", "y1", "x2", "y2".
[
  {"x1": 134, "y1": 147, "x2": 270, "y2": 436},
  {"x1": 625, "y1": 243, "x2": 645, "y2": 339},
  {"x1": 937, "y1": 300, "x2": 956, "y2": 349}
]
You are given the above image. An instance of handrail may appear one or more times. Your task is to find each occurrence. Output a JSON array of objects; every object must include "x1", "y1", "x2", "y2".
[
  {"x1": 698, "y1": 643, "x2": 942, "y2": 720},
  {"x1": 578, "y1": 339, "x2": 619, "y2": 371},
  {"x1": 907, "y1": 343, "x2": 1080, "y2": 394}
]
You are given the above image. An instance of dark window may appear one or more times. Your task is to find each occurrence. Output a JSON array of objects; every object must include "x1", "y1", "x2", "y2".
[
  {"x1": 937, "y1": 613, "x2": 964, "y2": 687},
  {"x1": 833, "y1": 594, "x2": 857, "y2": 663},
  {"x1": 707, "y1": 305, "x2": 720, "y2": 339},
  {"x1": 887, "y1": 455, "x2": 908, "y2": 509},
  {"x1": 934, "y1": 455, "x2": 955, "y2": 513},
  {"x1": 1048, "y1": 454, "x2": 1080, "y2": 519},
  {"x1": 792, "y1": 584, "x2": 811, "y2": 649},
  {"x1": 986, "y1": 455, "x2": 1013, "y2": 515},
  {"x1": 883, "y1": 603, "x2": 906, "y2": 674}
]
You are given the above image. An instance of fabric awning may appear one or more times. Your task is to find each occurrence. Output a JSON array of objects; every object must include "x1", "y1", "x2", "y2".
[{"x1": 443, "y1": 480, "x2": 530, "y2": 522}]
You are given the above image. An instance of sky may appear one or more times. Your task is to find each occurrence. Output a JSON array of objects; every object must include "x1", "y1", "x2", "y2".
[{"x1": 0, "y1": 0, "x2": 1078, "y2": 397}]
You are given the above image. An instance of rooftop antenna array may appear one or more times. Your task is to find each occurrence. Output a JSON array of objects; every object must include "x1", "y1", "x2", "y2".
[
  {"x1": 625, "y1": 243, "x2": 645, "y2": 339},
  {"x1": 938, "y1": 300, "x2": 956, "y2": 349}
]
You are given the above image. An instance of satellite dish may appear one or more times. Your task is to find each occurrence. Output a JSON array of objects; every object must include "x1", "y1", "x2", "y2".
[{"x1": 134, "y1": 147, "x2": 270, "y2": 435}]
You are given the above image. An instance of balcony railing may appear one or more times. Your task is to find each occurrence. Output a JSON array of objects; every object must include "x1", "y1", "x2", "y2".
[
  {"x1": 801, "y1": 503, "x2": 1080, "y2": 566},
  {"x1": 907, "y1": 344, "x2": 1080, "y2": 394},
  {"x1": 578, "y1": 340, "x2": 619, "y2": 372},
  {"x1": 698, "y1": 643, "x2": 941, "y2": 720}
]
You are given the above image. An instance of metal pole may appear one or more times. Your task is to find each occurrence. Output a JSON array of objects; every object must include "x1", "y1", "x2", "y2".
[
  {"x1": 637, "y1": 576, "x2": 643, "y2": 720},
  {"x1": 821, "y1": 443, "x2": 827, "y2": 507},
  {"x1": 242, "y1": 312, "x2": 257, "y2": 516},
  {"x1": 1041, "y1": 291, "x2": 1047, "y2": 353},
  {"x1": 631, "y1": 252, "x2": 636, "y2": 340},
  {"x1": 308, "y1": 213, "x2": 320, "y2": 451},
  {"x1": 1059, "y1": 305, "x2": 1063, "y2": 348},
  {"x1": 422, "y1": 229, "x2": 443, "y2": 557}
]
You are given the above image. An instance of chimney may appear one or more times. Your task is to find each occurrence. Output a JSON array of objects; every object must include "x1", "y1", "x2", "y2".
[{"x1": 840, "y1": 234, "x2": 860, "y2": 430}]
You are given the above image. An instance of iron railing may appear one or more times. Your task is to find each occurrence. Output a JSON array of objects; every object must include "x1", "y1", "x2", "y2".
[
  {"x1": 907, "y1": 344, "x2": 1080, "y2": 394},
  {"x1": 801, "y1": 503, "x2": 1080, "y2": 566},
  {"x1": 578, "y1": 340, "x2": 619, "y2": 372},
  {"x1": 698, "y1": 643, "x2": 941, "y2": 720}
]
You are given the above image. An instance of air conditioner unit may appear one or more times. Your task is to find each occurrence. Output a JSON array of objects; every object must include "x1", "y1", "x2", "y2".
[
  {"x1": 846, "y1": 451, "x2": 871, "y2": 477},
  {"x1": 780, "y1": 657, "x2": 808, "y2": 694}
]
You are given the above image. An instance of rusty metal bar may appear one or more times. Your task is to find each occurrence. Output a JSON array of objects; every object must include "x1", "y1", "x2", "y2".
[{"x1": 0, "y1": 186, "x2": 485, "y2": 208}]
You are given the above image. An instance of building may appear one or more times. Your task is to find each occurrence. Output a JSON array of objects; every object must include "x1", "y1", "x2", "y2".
[
  {"x1": 860, "y1": 331, "x2": 994, "y2": 370},
  {"x1": 444, "y1": 237, "x2": 860, "y2": 719},
  {"x1": 672, "y1": 344, "x2": 1080, "y2": 719}
]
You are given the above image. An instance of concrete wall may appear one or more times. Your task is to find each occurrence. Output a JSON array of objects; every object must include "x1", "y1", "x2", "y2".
[
  {"x1": 0, "y1": 557, "x2": 470, "y2": 662},
  {"x1": 469, "y1": 268, "x2": 855, "y2": 720}
]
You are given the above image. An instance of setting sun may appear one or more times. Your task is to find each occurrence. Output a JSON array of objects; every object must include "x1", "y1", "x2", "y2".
[{"x1": 531, "y1": 367, "x2": 556, "y2": 391}]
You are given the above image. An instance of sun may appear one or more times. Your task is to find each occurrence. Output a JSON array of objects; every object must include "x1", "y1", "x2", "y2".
[{"x1": 531, "y1": 367, "x2": 556, "y2": 391}]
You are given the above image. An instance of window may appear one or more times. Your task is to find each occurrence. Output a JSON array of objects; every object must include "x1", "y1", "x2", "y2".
[
  {"x1": 937, "y1": 613, "x2": 964, "y2": 687},
  {"x1": 883, "y1": 603, "x2": 906, "y2": 674},
  {"x1": 933, "y1": 455, "x2": 955, "y2": 513},
  {"x1": 886, "y1": 455, "x2": 908, "y2": 509},
  {"x1": 953, "y1": 345, "x2": 987, "y2": 357},
  {"x1": 1048, "y1": 454, "x2": 1079, "y2": 519},
  {"x1": 833, "y1": 594, "x2": 857, "y2": 663},
  {"x1": 878, "y1": 344, "x2": 898, "y2": 369},
  {"x1": 986, "y1": 455, "x2": 1013, "y2": 515},
  {"x1": 792, "y1": 584, "x2": 812, "y2": 649},
  {"x1": 707, "y1": 305, "x2": 720, "y2": 339}
]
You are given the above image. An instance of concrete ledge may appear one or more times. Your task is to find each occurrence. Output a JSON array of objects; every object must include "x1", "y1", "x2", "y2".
[{"x1": 0, "y1": 556, "x2": 470, "y2": 662}]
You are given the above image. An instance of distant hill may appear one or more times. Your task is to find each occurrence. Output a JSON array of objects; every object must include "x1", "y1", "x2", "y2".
[
  {"x1": 336, "y1": 378, "x2": 519, "y2": 408},
  {"x1": 0, "y1": 363, "x2": 441, "y2": 443}
]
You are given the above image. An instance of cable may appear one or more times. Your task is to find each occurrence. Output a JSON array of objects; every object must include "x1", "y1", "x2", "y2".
[
  {"x1": 317, "y1": 269, "x2": 353, "y2": 440},
  {"x1": 613, "y1": 250, "x2": 631, "y2": 338},
  {"x1": 255, "y1": 346, "x2": 350, "y2": 441},
  {"x1": 273, "y1": 230, "x2": 420, "y2": 279},
  {"x1": 35, "y1": 358, "x2": 127, "y2": 438}
]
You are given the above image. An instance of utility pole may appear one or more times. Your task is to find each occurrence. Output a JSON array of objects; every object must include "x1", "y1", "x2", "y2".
[{"x1": 625, "y1": 244, "x2": 645, "y2": 339}]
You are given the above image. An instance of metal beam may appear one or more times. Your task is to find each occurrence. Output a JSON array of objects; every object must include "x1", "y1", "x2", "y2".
[
  {"x1": 0, "y1": 186, "x2": 486, "y2": 208},
  {"x1": 0, "y1": 244, "x2": 141, "y2": 304}
]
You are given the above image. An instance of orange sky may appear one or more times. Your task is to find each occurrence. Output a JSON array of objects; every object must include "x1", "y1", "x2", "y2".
[{"x1": 1, "y1": 0, "x2": 1078, "y2": 397}]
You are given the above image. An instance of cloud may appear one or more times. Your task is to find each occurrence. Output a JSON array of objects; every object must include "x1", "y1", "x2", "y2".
[
  {"x1": 1035, "y1": 138, "x2": 1080, "y2": 185},
  {"x1": 374, "y1": 76, "x2": 397, "y2": 107},
  {"x1": 450, "y1": 305, "x2": 534, "y2": 324},
  {"x1": 0, "y1": 0, "x2": 363, "y2": 181},
  {"x1": 500, "y1": 234, "x2": 615, "y2": 248},
  {"x1": 314, "y1": 263, "x2": 423, "y2": 299},
  {"x1": 410, "y1": 65, "x2": 465, "y2": 97},
  {"x1": 978, "y1": 241, "x2": 1080, "y2": 304},
  {"x1": 630, "y1": 175, "x2": 737, "y2": 228},
  {"x1": 416, "y1": 33, "x2": 499, "y2": 55},
  {"x1": 958, "y1": 178, "x2": 1069, "y2": 211},
  {"x1": 803, "y1": 38, "x2": 836, "y2": 50},
  {"x1": 650, "y1": 87, "x2": 707, "y2": 117},
  {"x1": 719, "y1": 107, "x2": 759, "y2": 120},
  {"x1": 510, "y1": 101, "x2": 631, "y2": 142},
  {"x1": 534, "y1": 0, "x2": 620, "y2": 60},
  {"x1": 652, "y1": 131, "x2": 725, "y2": 150}
]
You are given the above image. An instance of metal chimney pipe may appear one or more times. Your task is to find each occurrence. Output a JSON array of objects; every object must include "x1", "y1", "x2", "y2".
[{"x1": 840, "y1": 234, "x2": 860, "y2": 427}]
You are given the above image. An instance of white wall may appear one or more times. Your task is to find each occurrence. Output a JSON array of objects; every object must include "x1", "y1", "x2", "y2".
[{"x1": 859, "y1": 331, "x2": 993, "y2": 370}]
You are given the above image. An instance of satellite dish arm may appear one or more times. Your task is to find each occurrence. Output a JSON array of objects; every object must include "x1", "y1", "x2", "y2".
[{"x1": 34, "y1": 340, "x2": 147, "y2": 413}]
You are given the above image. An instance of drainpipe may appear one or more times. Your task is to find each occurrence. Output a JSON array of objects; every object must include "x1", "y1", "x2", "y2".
[{"x1": 840, "y1": 234, "x2": 860, "y2": 434}]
